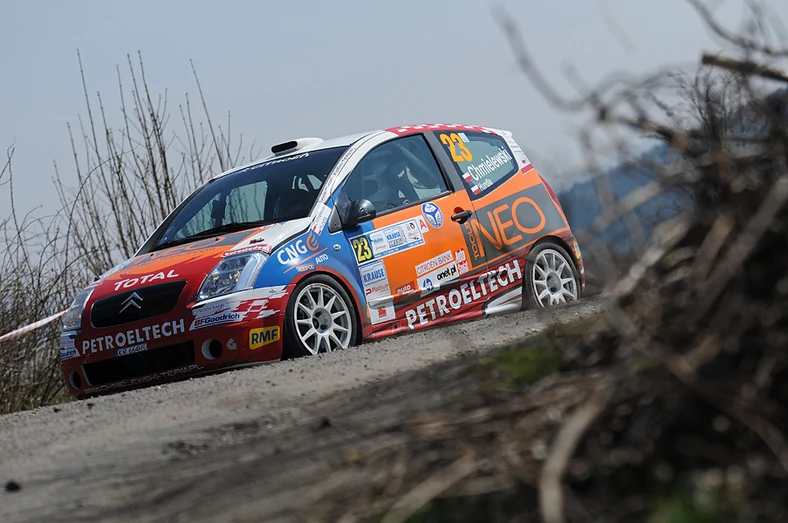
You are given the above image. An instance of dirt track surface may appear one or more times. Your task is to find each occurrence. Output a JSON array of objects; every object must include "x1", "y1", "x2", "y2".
[{"x1": 0, "y1": 295, "x2": 605, "y2": 523}]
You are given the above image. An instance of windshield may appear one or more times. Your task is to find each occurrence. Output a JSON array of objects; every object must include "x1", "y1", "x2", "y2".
[{"x1": 151, "y1": 146, "x2": 348, "y2": 251}]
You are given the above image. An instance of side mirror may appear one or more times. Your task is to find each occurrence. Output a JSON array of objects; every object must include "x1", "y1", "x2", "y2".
[{"x1": 344, "y1": 199, "x2": 376, "y2": 228}]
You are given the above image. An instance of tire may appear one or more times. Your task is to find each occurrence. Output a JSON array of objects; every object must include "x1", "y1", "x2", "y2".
[
  {"x1": 282, "y1": 274, "x2": 359, "y2": 359},
  {"x1": 523, "y1": 241, "x2": 581, "y2": 309}
]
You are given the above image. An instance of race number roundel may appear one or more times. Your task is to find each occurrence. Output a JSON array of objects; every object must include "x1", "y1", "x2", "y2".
[{"x1": 421, "y1": 202, "x2": 444, "y2": 229}]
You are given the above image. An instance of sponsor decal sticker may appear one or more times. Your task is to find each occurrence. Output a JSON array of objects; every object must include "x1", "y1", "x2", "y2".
[
  {"x1": 223, "y1": 245, "x2": 271, "y2": 257},
  {"x1": 296, "y1": 264, "x2": 316, "y2": 273},
  {"x1": 116, "y1": 343, "x2": 147, "y2": 357},
  {"x1": 83, "y1": 364, "x2": 205, "y2": 394},
  {"x1": 350, "y1": 218, "x2": 425, "y2": 265},
  {"x1": 193, "y1": 302, "x2": 231, "y2": 319},
  {"x1": 191, "y1": 295, "x2": 282, "y2": 325},
  {"x1": 190, "y1": 312, "x2": 242, "y2": 330},
  {"x1": 255, "y1": 152, "x2": 309, "y2": 169},
  {"x1": 360, "y1": 260, "x2": 391, "y2": 300},
  {"x1": 60, "y1": 348, "x2": 79, "y2": 361},
  {"x1": 461, "y1": 184, "x2": 565, "y2": 266},
  {"x1": 416, "y1": 216, "x2": 430, "y2": 233},
  {"x1": 415, "y1": 250, "x2": 453, "y2": 277},
  {"x1": 113, "y1": 269, "x2": 180, "y2": 291},
  {"x1": 417, "y1": 262, "x2": 459, "y2": 296},
  {"x1": 396, "y1": 281, "x2": 417, "y2": 296},
  {"x1": 249, "y1": 326, "x2": 280, "y2": 350},
  {"x1": 406, "y1": 260, "x2": 523, "y2": 329},
  {"x1": 370, "y1": 300, "x2": 394, "y2": 325},
  {"x1": 455, "y1": 248, "x2": 469, "y2": 275},
  {"x1": 82, "y1": 319, "x2": 186, "y2": 354},
  {"x1": 503, "y1": 135, "x2": 533, "y2": 171},
  {"x1": 361, "y1": 260, "x2": 387, "y2": 285},
  {"x1": 421, "y1": 202, "x2": 444, "y2": 229},
  {"x1": 311, "y1": 202, "x2": 332, "y2": 235},
  {"x1": 277, "y1": 230, "x2": 321, "y2": 265}
]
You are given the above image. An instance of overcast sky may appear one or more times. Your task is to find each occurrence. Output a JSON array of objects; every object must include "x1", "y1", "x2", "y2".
[{"x1": 2, "y1": 0, "x2": 787, "y2": 216}]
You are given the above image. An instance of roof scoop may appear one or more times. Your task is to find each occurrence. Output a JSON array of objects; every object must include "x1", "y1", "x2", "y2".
[{"x1": 270, "y1": 137, "x2": 323, "y2": 155}]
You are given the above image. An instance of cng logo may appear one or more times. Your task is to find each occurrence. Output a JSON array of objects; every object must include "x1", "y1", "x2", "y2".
[
  {"x1": 249, "y1": 326, "x2": 280, "y2": 350},
  {"x1": 277, "y1": 231, "x2": 320, "y2": 265}
]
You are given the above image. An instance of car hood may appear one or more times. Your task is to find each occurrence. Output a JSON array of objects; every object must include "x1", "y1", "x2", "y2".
[{"x1": 90, "y1": 218, "x2": 311, "y2": 301}]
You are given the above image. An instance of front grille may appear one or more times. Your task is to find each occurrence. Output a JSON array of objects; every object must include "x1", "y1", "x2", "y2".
[
  {"x1": 90, "y1": 281, "x2": 187, "y2": 328},
  {"x1": 83, "y1": 341, "x2": 195, "y2": 386}
]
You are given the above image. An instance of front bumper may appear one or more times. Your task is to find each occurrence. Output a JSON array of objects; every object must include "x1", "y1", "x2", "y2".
[{"x1": 60, "y1": 293, "x2": 288, "y2": 399}]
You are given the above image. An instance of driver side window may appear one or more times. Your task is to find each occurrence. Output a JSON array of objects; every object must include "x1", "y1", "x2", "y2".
[{"x1": 344, "y1": 135, "x2": 448, "y2": 214}]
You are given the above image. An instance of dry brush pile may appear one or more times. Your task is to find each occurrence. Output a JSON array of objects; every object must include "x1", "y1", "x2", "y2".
[{"x1": 300, "y1": 5, "x2": 788, "y2": 523}]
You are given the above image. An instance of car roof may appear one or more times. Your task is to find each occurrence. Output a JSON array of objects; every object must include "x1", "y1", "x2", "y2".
[{"x1": 212, "y1": 123, "x2": 505, "y2": 181}]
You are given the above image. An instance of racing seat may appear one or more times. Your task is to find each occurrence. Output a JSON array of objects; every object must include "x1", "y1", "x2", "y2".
[{"x1": 272, "y1": 186, "x2": 313, "y2": 220}]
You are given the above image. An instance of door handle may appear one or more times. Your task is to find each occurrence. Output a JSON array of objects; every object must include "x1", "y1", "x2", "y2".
[{"x1": 451, "y1": 209, "x2": 473, "y2": 224}]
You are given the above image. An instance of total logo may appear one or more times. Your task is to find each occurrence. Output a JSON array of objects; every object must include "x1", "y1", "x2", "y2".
[
  {"x1": 113, "y1": 269, "x2": 180, "y2": 291},
  {"x1": 277, "y1": 231, "x2": 320, "y2": 264},
  {"x1": 421, "y1": 202, "x2": 444, "y2": 229}
]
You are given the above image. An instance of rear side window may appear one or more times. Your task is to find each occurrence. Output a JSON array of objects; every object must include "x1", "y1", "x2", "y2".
[{"x1": 435, "y1": 131, "x2": 517, "y2": 198}]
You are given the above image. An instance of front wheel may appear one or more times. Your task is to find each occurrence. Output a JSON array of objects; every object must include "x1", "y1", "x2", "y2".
[
  {"x1": 523, "y1": 242, "x2": 581, "y2": 309},
  {"x1": 283, "y1": 275, "x2": 359, "y2": 358}
]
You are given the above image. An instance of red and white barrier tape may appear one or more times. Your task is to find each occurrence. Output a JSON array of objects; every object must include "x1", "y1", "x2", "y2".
[{"x1": 0, "y1": 310, "x2": 68, "y2": 343}]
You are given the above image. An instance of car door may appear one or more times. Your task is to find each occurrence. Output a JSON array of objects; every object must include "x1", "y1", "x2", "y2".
[
  {"x1": 337, "y1": 133, "x2": 485, "y2": 335},
  {"x1": 429, "y1": 128, "x2": 569, "y2": 314}
]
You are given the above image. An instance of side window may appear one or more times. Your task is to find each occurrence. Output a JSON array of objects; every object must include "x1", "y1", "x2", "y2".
[
  {"x1": 344, "y1": 135, "x2": 448, "y2": 215},
  {"x1": 436, "y1": 131, "x2": 518, "y2": 198}
]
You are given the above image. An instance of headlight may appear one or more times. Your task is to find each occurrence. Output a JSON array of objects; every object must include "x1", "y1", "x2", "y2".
[
  {"x1": 196, "y1": 252, "x2": 268, "y2": 302},
  {"x1": 62, "y1": 287, "x2": 95, "y2": 331}
]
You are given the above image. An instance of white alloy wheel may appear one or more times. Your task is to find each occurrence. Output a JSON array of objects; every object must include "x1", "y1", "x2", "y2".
[
  {"x1": 292, "y1": 282, "x2": 353, "y2": 355},
  {"x1": 531, "y1": 247, "x2": 578, "y2": 307}
]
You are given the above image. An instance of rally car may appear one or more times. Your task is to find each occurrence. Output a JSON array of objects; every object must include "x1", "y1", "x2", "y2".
[{"x1": 59, "y1": 123, "x2": 585, "y2": 398}]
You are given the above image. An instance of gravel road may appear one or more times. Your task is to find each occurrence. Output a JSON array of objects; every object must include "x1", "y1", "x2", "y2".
[{"x1": 0, "y1": 294, "x2": 606, "y2": 522}]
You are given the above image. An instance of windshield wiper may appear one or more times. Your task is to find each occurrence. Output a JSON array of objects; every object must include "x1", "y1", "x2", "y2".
[{"x1": 152, "y1": 221, "x2": 268, "y2": 252}]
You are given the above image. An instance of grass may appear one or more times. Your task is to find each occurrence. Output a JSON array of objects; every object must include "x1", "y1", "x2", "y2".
[
  {"x1": 481, "y1": 343, "x2": 563, "y2": 389},
  {"x1": 473, "y1": 314, "x2": 607, "y2": 393}
]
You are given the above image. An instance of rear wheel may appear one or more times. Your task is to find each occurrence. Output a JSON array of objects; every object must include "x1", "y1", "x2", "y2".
[
  {"x1": 283, "y1": 275, "x2": 358, "y2": 358},
  {"x1": 524, "y1": 242, "x2": 580, "y2": 308}
]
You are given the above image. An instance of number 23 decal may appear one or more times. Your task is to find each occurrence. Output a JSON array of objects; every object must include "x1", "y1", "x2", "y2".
[
  {"x1": 439, "y1": 133, "x2": 473, "y2": 163},
  {"x1": 352, "y1": 237, "x2": 373, "y2": 263}
]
